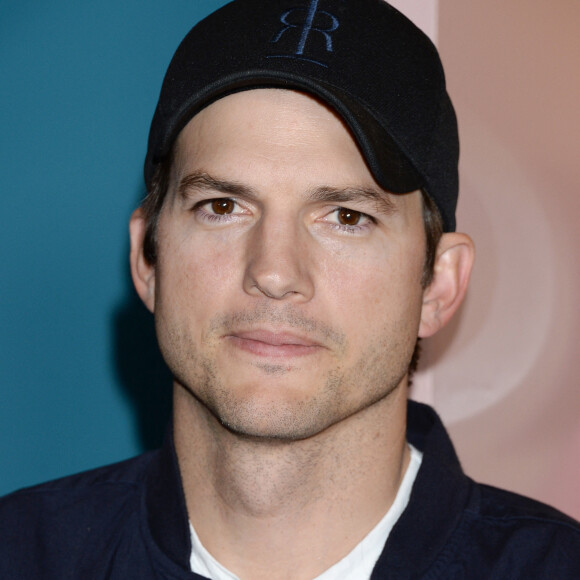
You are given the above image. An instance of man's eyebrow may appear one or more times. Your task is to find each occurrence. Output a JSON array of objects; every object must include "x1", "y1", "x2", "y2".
[
  {"x1": 178, "y1": 170, "x2": 256, "y2": 199},
  {"x1": 177, "y1": 172, "x2": 398, "y2": 215},
  {"x1": 308, "y1": 186, "x2": 398, "y2": 215}
]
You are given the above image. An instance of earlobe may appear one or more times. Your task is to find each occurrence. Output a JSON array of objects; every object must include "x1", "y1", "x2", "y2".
[
  {"x1": 129, "y1": 208, "x2": 156, "y2": 313},
  {"x1": 418, "y1": 233, "x2": 475, "y2": 338}
]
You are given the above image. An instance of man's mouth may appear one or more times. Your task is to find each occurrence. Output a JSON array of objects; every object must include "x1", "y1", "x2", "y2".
[{"x1": 224, "y1": 329, "x2": 324, "y2": 358}]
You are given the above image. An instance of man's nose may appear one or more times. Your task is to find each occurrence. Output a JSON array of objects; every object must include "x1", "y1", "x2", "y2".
[{"x1": 242, "y1": 216, "x2": 315, "y2": 302}]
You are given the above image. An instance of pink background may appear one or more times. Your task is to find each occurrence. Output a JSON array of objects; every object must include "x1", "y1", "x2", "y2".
[{"x1": 391, "y1": 0, "x2": 580, "y2": 519}]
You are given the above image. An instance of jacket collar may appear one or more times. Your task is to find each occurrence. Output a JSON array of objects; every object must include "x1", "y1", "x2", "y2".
[
  {"x1": 372, "y1": 401, "x2": 473, "y2": 577},
  {"x1": 145, "y1": 425, "x2": 192, "y2": 570}
]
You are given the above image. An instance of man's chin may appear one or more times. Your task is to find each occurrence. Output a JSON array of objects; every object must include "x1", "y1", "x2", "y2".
[{"x1": 207, "y1": 396, "x2": 338, "y2": 443}]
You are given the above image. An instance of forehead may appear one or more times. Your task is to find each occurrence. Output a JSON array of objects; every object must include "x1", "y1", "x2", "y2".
[
  {"x1": 173, "y1": 89, "x2": 377, "y2": 186},
  {"x1": 178, "y1": 89, "x2": 351, "y2": 144},
  {"x1": 167, "y1": 89, "x2": 425, "y2": 226}
]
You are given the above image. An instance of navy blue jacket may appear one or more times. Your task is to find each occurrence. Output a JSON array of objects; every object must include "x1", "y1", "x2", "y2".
[{"x1": 1, "y1": 401, "x2": 579, "y2": 578}]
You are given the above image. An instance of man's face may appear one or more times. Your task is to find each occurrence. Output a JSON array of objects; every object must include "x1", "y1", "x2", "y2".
[{"x1": 146, "y1": 89, "x2": 427, "y2": 440}]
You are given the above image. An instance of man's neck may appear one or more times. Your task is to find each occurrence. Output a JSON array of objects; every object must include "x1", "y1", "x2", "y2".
[{"x1": 173, "y1": 384, "x2": 410, "y2": 580}]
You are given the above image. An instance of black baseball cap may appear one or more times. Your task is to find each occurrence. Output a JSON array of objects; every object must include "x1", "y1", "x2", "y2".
[{"x1": 145, "y1": 0, "x2": 459, "y2": 231}]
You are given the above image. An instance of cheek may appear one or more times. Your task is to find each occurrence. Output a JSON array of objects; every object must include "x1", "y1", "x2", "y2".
[
  {"x1": 324, "y1": 236, "x2": 425, "y2": 294},
  {"x1": 319, "y1": 242, "x2": 425, "y2": 337},
  {"x1": 152, "y1": 236, "x2": 244, "y2": 377},
  {"x1": 154, "y1": 229, "x2": 243, "y2": 325}
]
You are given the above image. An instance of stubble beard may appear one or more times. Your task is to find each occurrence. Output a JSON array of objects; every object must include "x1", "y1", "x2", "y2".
[{"x1": 160, "y1": 306, "x2": 414, "y2": 442}]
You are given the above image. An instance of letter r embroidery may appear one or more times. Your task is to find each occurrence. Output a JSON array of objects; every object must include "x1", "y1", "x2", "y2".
[{"x1": 271, "y1": 0, "x2": 340, "y2": 60}]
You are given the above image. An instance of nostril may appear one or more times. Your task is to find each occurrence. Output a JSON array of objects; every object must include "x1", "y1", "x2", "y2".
[
  {"x1": 254, "y1": 282, "x2": 297, "y2": 300},
  {"x1": 254, "y1": 283, "x2": 277, "y2": 299}
]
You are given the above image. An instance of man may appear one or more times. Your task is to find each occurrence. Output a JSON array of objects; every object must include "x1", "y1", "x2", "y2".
[{"x1": 1, "y1": 1, "x2": 579, "y2": 578}]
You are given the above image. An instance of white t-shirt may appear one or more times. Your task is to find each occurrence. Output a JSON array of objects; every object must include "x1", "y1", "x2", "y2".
[{"x1": 189, "y1": 444, "x2": 423, "y2": 580}]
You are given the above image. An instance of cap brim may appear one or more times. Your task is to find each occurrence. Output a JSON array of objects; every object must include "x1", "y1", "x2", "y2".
[{"x1": 147, "y1": 71, "x2": 425, "y2": 196}]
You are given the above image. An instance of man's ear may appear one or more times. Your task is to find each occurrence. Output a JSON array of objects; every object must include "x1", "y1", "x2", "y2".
[
  {"x1": 419, "y1": 232, "x2": 475, "y2": 338},
  {"x1": 129, "y1": 207, "x2": 156, "y2": 313}
]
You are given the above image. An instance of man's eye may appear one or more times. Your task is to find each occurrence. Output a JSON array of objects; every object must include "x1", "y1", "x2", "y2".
[
  {"x1": 337, "y1": 208, "x2": 364, "y2": 226},
  {"x1": 192, "y1": 197, "x2": 249, "y2": 223},
  {"x1": 321, "y1": 206, "x2": 376, "y2": 233},
  {"x1": 210, "y1": 199, "x2": 235, "y2": 215}
]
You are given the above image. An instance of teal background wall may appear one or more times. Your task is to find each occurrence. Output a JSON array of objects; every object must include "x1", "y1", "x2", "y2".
[{"x1": 0, "y1": 0, "x2": 229, "y2": 495}]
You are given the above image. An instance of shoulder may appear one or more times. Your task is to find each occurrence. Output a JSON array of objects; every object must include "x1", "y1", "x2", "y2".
[
  {"x1": 0, "y1": 450, "x2": 156, "y2": 514},
  {"x1": 477, "y1": 482, "x2": 580, "y2": 527},
  {"x1": 402, "y1": 402, "x2": 580, "y2": 577},
  {"x1": 0, "y1": 451, "x2": 158, "y2": 578},
  {"x1": 451, "y1": 481, "x2": 580, "y2": 577},
  {"x1": 476, "y1": 481, "x2": 580, "y2": 541}
]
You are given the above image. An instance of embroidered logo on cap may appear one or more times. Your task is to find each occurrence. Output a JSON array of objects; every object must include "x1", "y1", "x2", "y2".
[{"x1": 268, "y1": 0, "x2": 340, "y2": 67}]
